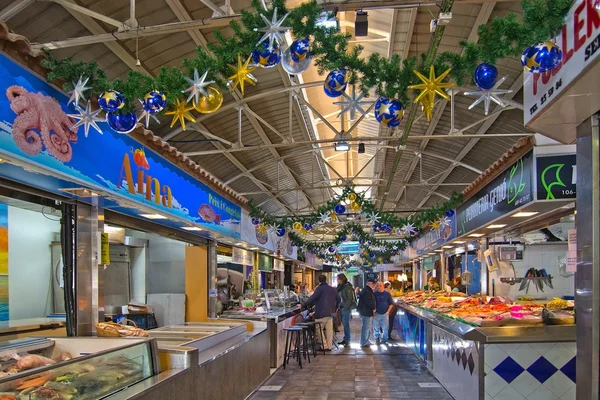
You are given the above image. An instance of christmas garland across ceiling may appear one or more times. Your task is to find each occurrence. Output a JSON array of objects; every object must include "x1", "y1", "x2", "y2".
[
  {"x1": 249, "y1": 187, "x2": 462, "y2": 265},
  {"x1": 40, "y1": 0, "x2": 571, "y2": 127}
]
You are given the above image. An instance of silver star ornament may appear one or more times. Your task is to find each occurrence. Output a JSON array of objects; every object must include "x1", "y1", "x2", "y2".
[
  {"x1": 318, "y1": 212, "x2": 332, "y2": 225},
  {"x1": 137, "y1": 99, "x2": 160, "y2": 129},
  {"x1": 68, "y1": 101, "x2": 103, "y2": 137},
  {"x1": 401, "y1": 223, "x2": 416, "y2": 236},
  {"x1": 67, "y1": 75, "x2": 90, "y2": 107},
  {"x1": 184, "y1": 68, "x2": 215, "y2": 105},
  {"x1": 254, "y1": 8, "x2": 291, "y2": 51},
  {"x1": 463, "y1": 76, "x2": 513, "y2": 115},
  {"x1": 334, "y1": 86, "x2": 373, "y2": 121},
  {"x1": 367, "y1": 212, "x2": 381, "y2": 225},
  {"x1": 438, "y1": 216, "x2": 451, "y2": 229}
]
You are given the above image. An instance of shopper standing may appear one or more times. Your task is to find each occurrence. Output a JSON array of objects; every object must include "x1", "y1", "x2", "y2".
[
  {"x1": 357, "y1": 278, "x2": 377, "y2": 347},
  {"x1": 373, "y1": 282, "x2": 395, "y2": 345},
  {"x1": 384, "y1": 281, "x2": 397, "y2": 339},
  {"x1": 302, "y1": 275, "x2": 339, "y2": 351},
  {"x1": 336, "y1": 273, "x2": 357, "y2": 346}
]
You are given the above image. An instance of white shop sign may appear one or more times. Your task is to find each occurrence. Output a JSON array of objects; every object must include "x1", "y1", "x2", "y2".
[
  {"x1": 273, "y1": 258, "x2": 285, "y2": 271},
  {"x1": 232, "y1": 247, "x2": 254, "y2": 265},
  {"x1": 524, "y1": 0, "x2": 600, "y2": 124}
]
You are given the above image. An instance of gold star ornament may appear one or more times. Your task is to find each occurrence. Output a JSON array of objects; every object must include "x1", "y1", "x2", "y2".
[
  {"x1": 419, "y1": 94, "x2": 434, "y2": 121},
  {"x1": 227, "y1": 55, "x2": 258, "y2": 95},
  {"x1": 165, "y1": 99, "x2": 196, "y2": 131},
  {"x1": 408, "y1": 66, "x2": 456, "y2": 104}
]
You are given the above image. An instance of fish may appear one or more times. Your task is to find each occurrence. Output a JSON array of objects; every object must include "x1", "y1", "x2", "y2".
[{"x1": 132, "y1": 148, "x2": 150, "y2": 170}]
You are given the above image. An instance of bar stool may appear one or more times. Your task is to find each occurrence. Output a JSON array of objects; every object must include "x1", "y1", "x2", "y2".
[
  {"x1": 283, "y1": 326, "x2": 308, "y2": 369},
  {"x1": 296, "y1": 322, "x2": 318, "y2": 357}
]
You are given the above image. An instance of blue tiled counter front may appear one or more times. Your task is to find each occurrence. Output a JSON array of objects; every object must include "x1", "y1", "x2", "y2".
[{"x1": 395, "y1": 307, "x2": 429, "y2": 365}]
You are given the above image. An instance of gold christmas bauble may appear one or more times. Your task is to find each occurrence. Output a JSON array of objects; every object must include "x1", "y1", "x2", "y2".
[
  {"x1": 293, "y1": 222, "x2": 302, "y2": 230},
  {"x1": 348, "y1": 192, "x2": 357, "y2": 202},
  {"x1": 351, "y1": 202, "x2": 360, "y2": 211},
  {"x1": 195, "y1": 86, "x2": 224, "y2": 114}
]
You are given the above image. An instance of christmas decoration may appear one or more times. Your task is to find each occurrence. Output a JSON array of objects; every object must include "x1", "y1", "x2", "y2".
[
  {"x1": 328, "y1": 246, "x2": 336, "y2": 253},
  {"x1": 521, "y1": 41, "x2": 562, "y2": 73},
  {"x1": 138, "y1": 93, "x2": 164, "y2": 129},
  {"x1": 254, "y1": 7, "x2": 291, "y2": 51},
  {"x1": 293, "y1": 222, "x2": 302, "y2": 230},
  {"x1": 251, "y1": 42, "x2": 282, "y2": 68},
  {"x1": 258, "y1": 224, "x2": 268, "y2": 234},
  {"x1": 251, "y1": 217, "x2": 260, "y2": 225},
  {"x1": 408, "y1": 66, "x2": 456, "y2": 105},
  {"x1": 401, "y1": 223, "x2": 417, "y2": 236},
  {"x1": 374, "y1": 97, "x2": 403, "y2": 128},
  {"x1": 323, "y1": 68, "x2": 348, "y2": 98},
  {"x1": 348, "y1": 193, "x2": 357, "y2": 202},
  {"x1": 68, "y1": 100, "x2": 103, "y2": 137},
  {"x1": 66, "y1": 75, "x2": 90, "y2": 107},
  {"x1": 351, "y1": 202, "x2": 360, "y2": 211},
  {"x1": 318, "y1": 212, "x2": 331, "y2": 225},
  {"x1": 184, "y1": 68, "x2": 215, "y2": 105},
  {"x1": 281, "y1": 47, "x2": 311, "y2": 74},
  {"x1": 431, "y1": 220, "x2": 441, "y2": 230},
  {"x1": 98, "y1": 90, "x2": 125, "y2": 112},
  {"x1": 106, "y1": 111, "x2": 138, "y2": 134},
  {"x1": 290, "y1": 37, "x2": 310, "y2": 62},
  {"x1": 438, "y1": 216, "x2": 451, "y2": 229},
  {"x1": 165, "y1": 99, "x2": 196, "y2": 131},
  {"x1": 334, "y1": 204, "x2": 346, "y2": 214},
  {"x1": 334, "y1": 86, "x2": 372, "y2": 121},
  {"x1": 446, "y1": 209, "x2": 455, "y2": 217},
  {"x1": 367, "y1": 212, "x2": 381, "y2": 225},
  {"x1": 276, "y1": 227, "x2": 286, "y2": 237},
  {"x1": 195, "y1": 87, "x2": 224, "y2": 114},
  {"x1": 303, "y1": 222, "x2": 313, "y2": 231},
  {"x1": 227, "y1": 55, "x2": 258, "y2": 96},
  {"x1": 474, "y1": 62, "x2": 498, "y2": 90},
  {"x1": 419, "y1": 94, "x2": 434, "y2": 121},
  {"x1": 464, "y1": 76, "x2": 513, "y2": 115}
]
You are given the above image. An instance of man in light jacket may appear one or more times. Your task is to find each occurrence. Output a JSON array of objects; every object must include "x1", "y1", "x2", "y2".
[
  {"x1": 302, "y1": 275, "x2": 340, "y2": 351},
  {"x1": 357, "y1": 278, "x2": 377, "y2": 347},
  {"x1": 336, "y1": 273, "x2": 357, "y2": 346}
]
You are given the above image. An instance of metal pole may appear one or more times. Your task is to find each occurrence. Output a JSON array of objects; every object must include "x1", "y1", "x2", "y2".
[
  {"x1": 208, "y1": 240, "x2": 218, "y2": 318},
  {"x1": 238, "y1": 106, "x2": 243, "y2": 147}
]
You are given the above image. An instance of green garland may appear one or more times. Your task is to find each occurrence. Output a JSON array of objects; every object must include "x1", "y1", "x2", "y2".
[{"x1": 41, "y1": 0, "x2": 571, "y2": 111}]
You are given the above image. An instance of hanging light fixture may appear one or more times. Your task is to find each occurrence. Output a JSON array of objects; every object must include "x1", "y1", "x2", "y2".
[
  {"x1": 358, "y1": 142, "x2": 366, "y2": 154},
  {"x1": 355, "y1": 9, "x2": 368, "y2": 37},
  {"x1": 335, "y1": 140, "x2": 350, "y2": 151}
]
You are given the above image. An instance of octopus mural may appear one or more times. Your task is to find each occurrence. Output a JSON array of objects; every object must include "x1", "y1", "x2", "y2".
[{"x1": 6, "y1": 86, "x2": 77, "y2": 162}]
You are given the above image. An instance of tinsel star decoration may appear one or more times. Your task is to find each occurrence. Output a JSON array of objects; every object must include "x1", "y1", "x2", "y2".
[
  {"x1": 334, "y1": 86, "x2": 372, "y2": 121},
  {"x1": 137, "y1": 99, "x2": 160, "y2": 129},
  {"x1": 438, "y1": 216, "x2": 451, "y2": 230},
  {"x1": 367, "y1": 212, "x2": 381, "y2": 225},
  {"x1": 419, "y1": 94, "x2": 434, "y2": 121},
  {"x1": 431, "y1": 220, "x2": 441, "y2": 230},
  {"x1": 401, "y1": 223, "x2": 417, "y2": 236},
  {"x1": 463, "y1": 76, "x2": 513, "y2": 115},
  {"x1": 227, "y1": 55, "x2": 258, "y2": 96},
  {"x1": 258, "y1": 224, "x2": 268, "y2": 234},
  {"x1": 67, "y1": 75, "x2": 90, "y2": 106},
  {"x1": 184, "y1": 68, "x2": 215, "y2": 105},
  {"x1": 408, "y1": 66, "x2": 456, "y2": 105},
  {"x1": 68, "y1": 100, "x2": 103, "y2": 137},
  {"x1": 165, "y1": 99, "x2": 196, "y2": 131},
  {"x1": 254, "y1": 7, "x2": 291, "y2": 51},
  {"x1": 318, "y1": 212, "x2": 332, "y2": 225},
  {"x1": 267, "y1": 224, "x2": 279, "y2": 234}
]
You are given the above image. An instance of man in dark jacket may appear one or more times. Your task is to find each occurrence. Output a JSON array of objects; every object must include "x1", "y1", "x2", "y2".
[
  {"x1": 336, "y1": 273, "x2": 357, "y2": 346},
  {"x1": 302, "y1": 275, "x2": 339, "y2": 350},
  {"x1": 357, "y1": 278, "x2": 377, "y2": 347}
]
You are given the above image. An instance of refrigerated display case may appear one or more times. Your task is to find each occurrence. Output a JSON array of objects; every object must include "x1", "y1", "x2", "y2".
[{"x1": 0, "y1": 337, "x2": 159, "y2": 399}]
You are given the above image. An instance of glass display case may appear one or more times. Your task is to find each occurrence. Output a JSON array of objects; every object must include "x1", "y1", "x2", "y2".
[
  {"x1": 149, "y1": 322, "x2": 246, "y2": 353},
  {"x1": 0, "y1": 337, "x2": 158, "y2": 399}
]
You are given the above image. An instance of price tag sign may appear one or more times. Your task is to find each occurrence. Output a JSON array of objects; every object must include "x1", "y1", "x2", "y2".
[
  {"x1": 566, "y1": 250, "x2": 577, "y2": 273},
  {"x1": 209, "y1": 289, "x2": 218, "y2": 298},
  {"x1": 568, "y1": 229, "x2": 577, "y2": 251},
  {"x1": 100, "y1": 233, "x2": 110, "y2": 265}
]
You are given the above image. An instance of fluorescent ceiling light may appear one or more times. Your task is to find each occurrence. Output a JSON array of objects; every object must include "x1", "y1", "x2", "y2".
[
  {"x1": 468, "y1": 233, "x2": 484, "y2": 237},
  {"x1": 487, "y1": 224, "x2": 507, "y2": 229},
  {"x1": 512, "y1": 211, "x2": 539, "y2": 218},
  {"x1": 140, "y1": 213, "x2": 167, "y2": 220},
  {"x1": 335, "y1": 140, "x2": 350, "y2": 151},
  {"x1": 442, "y1": 246, "x2": 453, "y2": 249},
  {"x1": 182, "y1": 226, "x2": 203, "y2": 231},
  {"x1": 434, "y1": 249, "x2": 443, "y2": 252},
  {"x1": 454, "y1": 241, "x2": 465, "y2": 244},
  {"x1": 104, "y1": 225, "x2": 123, "y2": 233}
]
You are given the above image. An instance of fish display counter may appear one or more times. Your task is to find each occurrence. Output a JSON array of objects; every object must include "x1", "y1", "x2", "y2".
[{"x1": 395, "y1": 293, "x2": 576, "y2": 400}]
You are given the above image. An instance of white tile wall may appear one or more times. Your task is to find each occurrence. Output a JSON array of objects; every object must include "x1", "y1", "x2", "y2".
[{"x1": 488, "y1": 243, "x2": 574, "y2": 299}]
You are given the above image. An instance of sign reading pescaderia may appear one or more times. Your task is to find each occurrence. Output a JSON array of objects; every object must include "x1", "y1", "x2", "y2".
[
  {"x1": 524, "y1": 0, "x2": 600, "y2": 123},
  {"x1": 0, "y1": 53, "x2": 242, "y2": 238},
  {"x1": 536, "y1": 154, "x2": 577, "y2": 200},
  {"x1": 457, "y1": 151, "x2": 534, "y2": 236}
]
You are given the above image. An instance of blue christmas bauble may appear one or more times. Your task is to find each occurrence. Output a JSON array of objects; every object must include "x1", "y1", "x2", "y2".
[
  {"x1": 334, "y1": 204, "x2": 346, "y2": 214},
  {"x1": 474, "y1": 62, "x2": 498, "y2": 90},
  {"x1": 367, "y1": 240, "x2": 372, "y2": 245},
  {"x1": 328, "y1": 246, "x2": 336, "y2": 253},
  {"x1": 290, "y1": 37, "x2": 310, "y2": 62},
  {"x1": 522, "y1": 41, "x2": 562, "y2": 73},
  {"x1": 374, "y1": 97, "x2": 403, "y2": 128},
  {"x1": 143, "y1": 90, "x2": 167, "y2": 113},
  {"x1": 446, "y1": 209, "x2": 455, "y2": 218},
  {"x1": 369, "y1": 252, "x2": 375, "y2": 258},
  {"x1": 276, "y1": 227, "x2": 286, "y2": 237},
  {"x1": 340, "y1": 235, "x2": 347, "y2": 242},
  {"x1": 373, "y1": 224, "x2": 380, "y2": 232},
  {"x1": 251, "y1": 217, "x2": 260, "y2": 225},
  {"x1": 381, "y1": 223, "x2": 391, "y2": 232},
  {"x1": 303, "y1": 222, "x2": 313, "y2": 231},
  {"x1": 323, "y1": 68, "x2": 348, "y2": 97},
  {"x1": 359, "y1": 238, "x2": 364, "y2": 245},
  {"x1": 98, "y1": 90, "x2": 125, "y2": 112},
  {"x1": 252, "y1": 42, "x2": 281, "y2": 68},
  {"x1": 107, "y1": 111, "x2": 138, "y2": 134}
]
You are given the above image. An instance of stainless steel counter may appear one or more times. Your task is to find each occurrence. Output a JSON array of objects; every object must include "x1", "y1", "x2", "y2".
[
  {"x1": 221, "y1": 306, "x2": 304, "y2": 323},
  {"x1": 0, "y1": 317, "x2": 65, "y2": 335},
  {"x1": 396, "y1": 303, "x2": 575, "y2": 343}
]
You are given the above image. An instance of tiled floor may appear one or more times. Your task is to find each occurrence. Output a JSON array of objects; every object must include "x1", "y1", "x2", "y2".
[{"x1": 249, "y1": 315, "x2": 453, "y2": 400}]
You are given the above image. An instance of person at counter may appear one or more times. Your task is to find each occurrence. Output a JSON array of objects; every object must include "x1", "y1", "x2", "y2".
[
  {"x1": 424, "y1": 277, "x2": 440, "y2": 292},
  {"x1": 357, "y1": 279, "x2": 377, "y2": 347},
  {"x1": 450, "y1": 276, "x2": 467, "y2": 293},
  {"x1": 301, "y1": 275, "x2": 339, "y2": 351},
  {"x1": 336, "y1": 273, "x2": 357, "y2": 346},
  {"x1": 373, "y1": 282, "x2": 394, "y2": 345}
]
